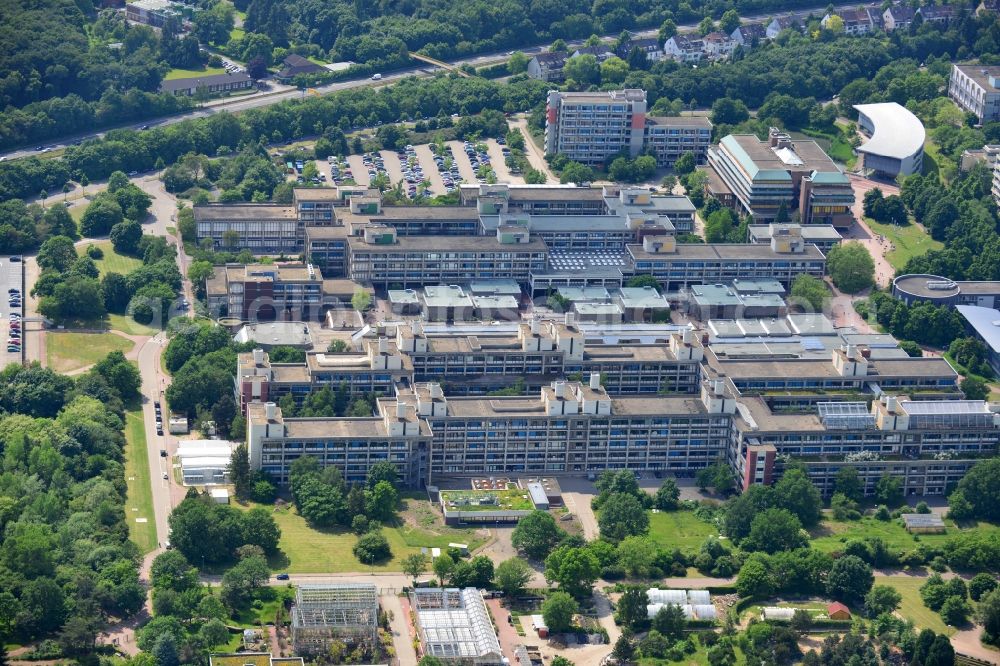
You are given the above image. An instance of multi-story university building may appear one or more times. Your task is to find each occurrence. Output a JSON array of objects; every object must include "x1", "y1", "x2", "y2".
[
  {"x1": 236, "y1": 316, "x2": 704, "y2": 407},
  {"x1": 242, "y1": 320, "x2": 994, "y2": 495},
  {"x1": 949, "y1": 63, "x2": 1000, "y2": 124},
  {"x1": 196, "y1": 184, "x2": 828, "y2": 293},
  {"x1": 206, "y1": 263, "x2": 325, "y2": 321},
  {"x1": 706, "y1": 128, "x2": 855, "y2": 227},
  {"x1": 543, "y1": 89, "x2": 712, "y2": 167}
]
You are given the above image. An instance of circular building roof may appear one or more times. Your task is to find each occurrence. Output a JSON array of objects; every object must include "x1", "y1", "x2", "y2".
[
  {"x1": 853, "y1": 102, "x2": 926, "y2": 160},
  {"x1": 893, "y1": 274, "x2": 960, "y2": 299}
]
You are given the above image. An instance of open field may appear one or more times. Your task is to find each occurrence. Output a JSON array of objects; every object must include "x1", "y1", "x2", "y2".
[
  {"x1": 91, "y1": 240, "x2": 144, "y2": 275},
  {"x1": 810, "y1": 514, "x2": 1000, "y2": 553},
  {"x1": 45, "y1": 331, "x2": 134, "y2": 372},
  {"x1": 864, "y1": 217, "x2": 943, "y2": 271},
  {"x1": 647, "y1": 510, "x2": 719, "y2": 552},
  {"x1": 164, "y1": 66, "x2": 227, "y2": 81},
  {"x1": 124, "y1": 408, "x2": 157, "y2": 553},
  {"x1": 242, "y1": 499, "x2": 486, "y2": 573},
  {"x1": 882, "y1": 576, "x2": 955, "y2": 636}
]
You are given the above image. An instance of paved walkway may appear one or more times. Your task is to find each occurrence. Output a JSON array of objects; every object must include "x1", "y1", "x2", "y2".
[
  {"x1": 846, "y1": 174, "x2": 901, "y2": 289},
  {"x1": 511, "y1": 115, "x2": 555, "y2": 182},
  {"x1": 381, "y1": 593, "x2": 418, "y2": 666}
]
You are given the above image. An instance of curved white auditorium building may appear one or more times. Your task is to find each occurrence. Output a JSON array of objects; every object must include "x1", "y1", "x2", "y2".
[{"x1": 853, "y1": 102, "x2": 925, "y2": 177}]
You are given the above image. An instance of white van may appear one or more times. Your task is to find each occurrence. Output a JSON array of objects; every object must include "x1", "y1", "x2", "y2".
[{"x1": 371, "y1": 73, "x2": 382, "y2": 80}]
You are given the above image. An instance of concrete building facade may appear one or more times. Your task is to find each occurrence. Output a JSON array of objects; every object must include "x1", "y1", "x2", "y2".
[
  {"x1": 949, "y1": 63, "x2": 1000, "y2": 124},
  {"x1": 544, "y1": 89, "x2": 648, "y2": 165}
]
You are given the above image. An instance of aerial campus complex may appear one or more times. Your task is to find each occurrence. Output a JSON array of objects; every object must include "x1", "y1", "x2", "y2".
[{"x1": 190, "y1": 108, "x2": 1000, "y2": 501}]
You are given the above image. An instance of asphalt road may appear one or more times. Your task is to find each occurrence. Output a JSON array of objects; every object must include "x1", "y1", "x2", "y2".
[{"x1": 2, "y1": 1, "x2": 857, "y2": 162}]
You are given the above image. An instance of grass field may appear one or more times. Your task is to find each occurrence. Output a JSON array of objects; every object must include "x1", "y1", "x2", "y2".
[
  {"x1": 647, "y1": 510, "x2": 719, "y2": 552},
  {"x1": 45, "y1": 331, "x2": 134, "y2": 372},
  {"x1": 810, "y1": 514, "x2": 1000, "y2": 554},
  {"x1": 864, "y1": 217, "x2": 943, "y2": 271},
  {"x1": 108, "y1": 313, "x2": 159, "y2": 336},
  {"x1": 164, "y1": 66, "x2": 227, "y2": 81},
  {"x1": 882, "y1": 576, "x2": 955, "y2": 636},
  {"x1": 91, "y1": 240, "x2": 144, "y2": 276},
  {"x1": 242, "y1": 499, "x2": 486, "y2": 573},
  {"x1": 124, "y1": 408, "x2": 157, "y2": 553}
]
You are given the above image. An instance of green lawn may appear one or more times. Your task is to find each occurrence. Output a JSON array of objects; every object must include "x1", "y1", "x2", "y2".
[
  {"x1": 164, "y1": 66, "x2": 227, "y2": 81},
  {"x1": 91, "y1": 240, "x2": 144, "y2": 276},
  {"x1": 124, "y1": 408, "x2": 157, "y2": 553},
  {"x1": 45, "y1": 331, "x2": 134, "y2": 372},
  {"x1": 865, "y1": 217, "x2": 943, "y2": 272},
  {"x1": 229, "y1": 27, "x2": 245, "y2": 41},
  {"x1": 240, "y1": 500, "x2": 486, "y2": 573},
  {"x1": 809, "y1": 514, "x2": 1000, "y2": 554},
  {"x1": 108, "y1": 313, "x2": 160, "y2": 336},
  {"x1": 647, "y1": 509, "x2": 719, "y2": 552},
  {"x1": 881, "y1": 576, "x2": 955, "y2": 636}
]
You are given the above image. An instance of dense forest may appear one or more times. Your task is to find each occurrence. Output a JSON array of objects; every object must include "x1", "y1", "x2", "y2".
[
  {"x1": 0, "y1": 0, "x2": 200, "y2": 148},
  {"x1": 0, "y1": 357, "x2": 145, "y2": 654}
]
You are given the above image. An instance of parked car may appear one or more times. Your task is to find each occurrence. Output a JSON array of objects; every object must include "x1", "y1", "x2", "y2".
[
  {"x1": 276, "y1": 573, "x2": 290, "y2": 580},
  {"x1": 160, "y1": 449, "x2": 167, "y2": 457}
]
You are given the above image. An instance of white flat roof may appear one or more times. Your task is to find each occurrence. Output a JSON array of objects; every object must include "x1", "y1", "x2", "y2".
[{"x1": 854, "y1": 102, "x2": 926, "y2": 160}]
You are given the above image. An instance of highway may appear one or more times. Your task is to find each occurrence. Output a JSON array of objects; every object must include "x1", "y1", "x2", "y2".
[{"x1": 1, "y1": 1, "x2": 857, "y2": 163}]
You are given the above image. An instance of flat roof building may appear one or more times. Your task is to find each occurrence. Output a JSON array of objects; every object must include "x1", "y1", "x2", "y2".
[
  {"x1": 627, "y1": 235, "x2": 827, "y2": 291},
  {"x1": 644, "y1": 116, "x2": 713, "y2": 168},
  {"x1": 748, "y1": 223, "x2": 842, "y2": 253},
  {"x1": 949, "y1": 63, "x2": 1000, "y2": 124},
  {"x1": 854, "y1": 103, "x2": 925, "y2": 177},
  {"x1": 893, "y1": 275, "x2": 1000, "y2": 310},
  {"x1": 205, "y1": 263, "x2": 327, "y2": 321},
  {"x1": 544, "y1": 89, "x2": 648, "y2": 165}
]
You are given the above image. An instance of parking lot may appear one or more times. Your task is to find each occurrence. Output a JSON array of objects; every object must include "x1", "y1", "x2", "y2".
[
  {"x1": 309, "y1": 137, "x2": 518, "y2": 199},
  {"x1": 0, "y1": 255, "x2": 25, "y2": 366}
]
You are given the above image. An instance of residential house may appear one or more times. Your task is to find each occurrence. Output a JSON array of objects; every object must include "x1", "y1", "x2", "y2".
[
  {"x1": 619, "y1": 32, "x2": 665, "y2": 62},
  {"x1": 822, "y1": 8, "x2": 875, "y2": 34},
  {"x1": 702, "y1": 32, "x2": 736, "y2": 59},
  {"x1": 526, "y1": 52, "x2": 568, "y2": 82},
  {"x1": 570, "y1": 44, "x2": 615, "y2": 62},
  {"x1": 276, "y1": 54, "x2": 326, "y2": 82},
  {"x1": 882, "y1": 4, "x2": 916, "y2": 31},
  {"x1": 160, "y1": 72, "x2": 253, "y2": 97},
  {"x1": 664, "y1": 34, "x2": 704, "y2": 63},
  {"x1": 918, "y1": 4, "x2": 955, "y2": 24},
  {"x1": 730, "y1": 23, "x2": 766, "y2": 47},
  {"x1": 979, "y1": 0, "x2": 1000, "y2": 15},
  {"x1": 765, "y1": 16, "x2": 799, "y2": 39}
]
